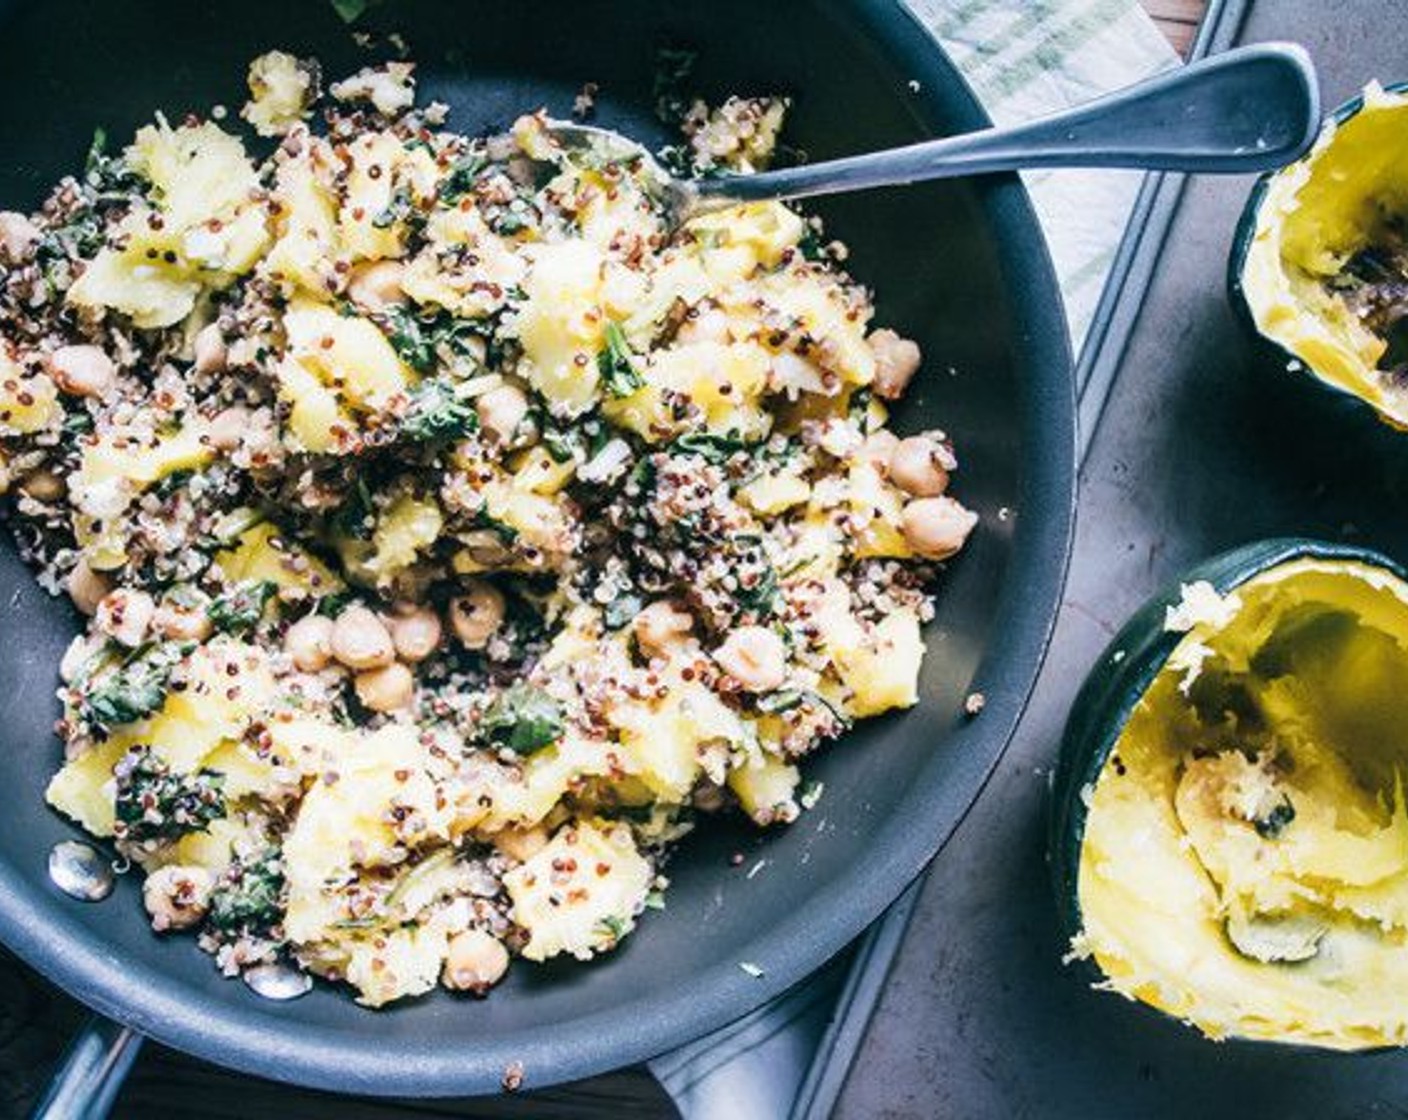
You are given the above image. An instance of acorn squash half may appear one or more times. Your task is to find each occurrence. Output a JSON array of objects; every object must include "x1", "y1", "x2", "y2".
[
  {"x1": 1052, "y1": 538, "x2": 1408, "y2": 1049},
  {"x1": 1231, "y1": 83, "x2": 1408, "y2": 429}
]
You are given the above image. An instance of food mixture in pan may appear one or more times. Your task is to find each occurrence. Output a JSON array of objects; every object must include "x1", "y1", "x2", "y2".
[{"x1": 0, "y1": 51, "x2": 975, "y2": 1006}]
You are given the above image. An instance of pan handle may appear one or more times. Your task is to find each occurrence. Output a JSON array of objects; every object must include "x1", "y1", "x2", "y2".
[{"x1": 31, "y1": 1018, "x2": 142, "y2": 1120}]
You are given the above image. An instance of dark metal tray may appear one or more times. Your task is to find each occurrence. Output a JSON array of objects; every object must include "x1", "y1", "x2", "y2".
[{"x1": 830, "y1": 1, "x2": 1408, "y2": 1115}]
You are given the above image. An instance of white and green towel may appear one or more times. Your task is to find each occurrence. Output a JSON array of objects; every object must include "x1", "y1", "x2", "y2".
[
  {"x1": 916, "y1": 0, "x2": 1177, "y2": 347},
  {"x1": 653, "y1": 3, "x2": 1176, "y2": 1116}
]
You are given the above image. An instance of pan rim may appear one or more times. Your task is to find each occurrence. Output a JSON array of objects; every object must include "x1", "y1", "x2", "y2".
[{"x1": 0, "y1": 0, "x2": 1076, "y2": 1098}]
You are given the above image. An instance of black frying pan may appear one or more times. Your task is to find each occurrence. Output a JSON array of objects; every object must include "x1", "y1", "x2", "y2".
[{"x1": 0, "y1": 0, "x2": 1075, "y2": 1097}]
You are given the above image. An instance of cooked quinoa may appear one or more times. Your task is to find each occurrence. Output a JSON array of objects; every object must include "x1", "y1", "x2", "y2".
[{"x1": 0, "y1": 51, "x2": 976, "y2": 1006}]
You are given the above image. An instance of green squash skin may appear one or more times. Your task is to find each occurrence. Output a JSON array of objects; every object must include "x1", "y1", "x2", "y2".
[
  {"x1": 1048, "y1": 537, "x2": 1408, "y2": 995},
  {"x1": 1226, "y1": 83, "x2": 1408, "y2": 437}
]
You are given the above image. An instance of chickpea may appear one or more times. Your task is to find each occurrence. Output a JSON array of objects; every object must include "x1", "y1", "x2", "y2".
[
  {"x1": 152, "y1": 599, "x2": 213, "y2": 643},
  {"x1": 713, "y1": 626, "x2": 787, "y2": 692},
  {"x1": 330, "y1": 605, "x2": 395, "y2": 670},
  {"x1": 634, "y1": 600, "x2": 694, "y2": 658},
  {"x1": 143, "y1": 865, "x2": 214, "y2": 933},
  {"x1": 94, "y1": 588, "x2": 155, "y2": 648},
  {"x1": 19, "y1": 469, "x2": 65, "y2": 503},
  {"x1": 450, "y1": 581, "x2": 505, "y2": 649},
  {"x1": 495, "y1": 825, "x2": 549, "y2": 863},
  {"x1": 475, "y1": 384, "x2": 529, "y2": 445},
  {"x1": 285, "y1": 613, "x2": 335, "y2": 672},
  {"x1": 67, "y1": 559, "x2": 113, "y2": 617},
  {"x1": 347, "y1": 259, "x2": 407, "y2": 311},
  {"x1": 889, "y1": 435, "x2": 952, "y2": 497},
  {"x1": 388, "y1": 602, "x2": 443, "y2": 663},
  {"x1": 901, "y1": 496, "x2": 978, "y2": 560},
  {"x1": 857, "y1": 429, "x2": 899, "y2": 471},
  {"x1": 442, "y1": 928, "x2": 510, "y2": 995},
  {"x1": 207, "y1": 405, "x2": 250, "y2": 452},
  {"x1": 193, "y1": 322, "x2": 228, "y2": 375},
  {"x1": 46, "y1": 345, "x2": 116, "y2": 399},
  {"x1": 867, "y1": 328, "x2": 922, "y2": 400},
  {"x1": 0, "y1": 211, "x2": 39, "y2": 265},
  {"x1": 355, "y1": 661, "x2": 415, "y2": 712}
]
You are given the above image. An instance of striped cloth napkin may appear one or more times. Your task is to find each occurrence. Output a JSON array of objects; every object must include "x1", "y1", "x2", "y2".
[{"x1": 651, "y1": 3, "x2": 1175, "y2": 1117}]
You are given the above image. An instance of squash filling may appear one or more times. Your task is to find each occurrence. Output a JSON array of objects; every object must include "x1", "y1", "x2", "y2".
[
  {"x1": 1239, "y1": 83, "x2": 1408, "y2": 424},
  {"x1": 1077, "y1": 558, "x2": 1408, "y2": 1048}
]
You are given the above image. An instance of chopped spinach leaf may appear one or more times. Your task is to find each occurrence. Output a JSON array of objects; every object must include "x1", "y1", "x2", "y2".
[
  {"x1": 470, "y1": 507, "x2": 519, "y2": 544},
  {"x1": 207, "y1": 844, "x2": 285, "y2": 939},
  {"x1": 440, "y1": 152, "x2": 488, "y2": 203},
  {"x1": 478, "y1": 682, "x2": 564, "y2": 754},
  {"x1": 602, "y1": 592, "x2": 645, "y2": 631},
  {"x1": 733, "y1": 562, "x2": 779, "y2": 618},
  {"x1": 208, "y1": 580, "x2": 277, "y2": 634},
  {"x1": 653, "y1": 46, "x2": 699, "y2": 127},
  {"x1": 330, "y1": 0, "x2": 380, "y2": 22},
  {"x1": 81, "y1": 641, "x2": 194, "y2": 728},
  {"x1": 371, "y1": 187, "x2": 413, "y2": 230},
  {"x1": 595, "y1": 914, "x2": 629, "y2": 943},
  {"x1": 384, "y1": 306, "x2": 487, "y2": 375},
  {"x1": 402, "y1": 377, "x2": 478, "y2": 442},
  {"x1": 315, "y1": 590, "x2": 358, "y2": 619},
  {"x1": 84, "y1": 127, "x2": 108, "y2": 176},
  {"x1": 597, "y1": 321, "x2": 644, "y2": 397},
  {"x1": 113, "y1": 745, "x2": 225, "y2": 845},
  {"x1": 668, "y1": 431, "x2": 746, "y2": 463}
]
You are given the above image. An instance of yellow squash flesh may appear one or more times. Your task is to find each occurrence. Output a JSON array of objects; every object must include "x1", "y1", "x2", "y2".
[
  {"x1": 1239, "y1": 84, "x2": 1408, "y2": 425},
  {"x1": 1078, "y1": 558, "x2": 1408, "y2": 1049}
]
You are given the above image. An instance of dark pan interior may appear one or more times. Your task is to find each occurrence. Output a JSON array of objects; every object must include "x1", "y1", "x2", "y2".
[{"x1": 0, "y1": 0, "x2": 1074, "y2": 1096}]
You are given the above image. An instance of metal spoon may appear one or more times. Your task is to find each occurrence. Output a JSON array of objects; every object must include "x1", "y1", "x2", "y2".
[{"x1": 547, "y1": 42, "x2": 1319, "y2": 231}]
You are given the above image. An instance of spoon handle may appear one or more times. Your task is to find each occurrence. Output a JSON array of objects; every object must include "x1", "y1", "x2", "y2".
[{"x1": 692, "y1": 43, "x2": 1319, "y2": 210}]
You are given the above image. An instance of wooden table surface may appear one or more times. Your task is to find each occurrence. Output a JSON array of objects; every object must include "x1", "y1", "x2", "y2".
[{"x1": 0, "y1": 4, "x2": 1206, "y2": 1117}]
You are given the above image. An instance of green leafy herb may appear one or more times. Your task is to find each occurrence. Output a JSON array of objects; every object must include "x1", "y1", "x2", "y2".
[
  {"x1": 330, "y1": 0, "x2": 380, "y2": 23},
  {"x1": 335, "y1": 477, "x2": 378, "y2": 541},
  {"x1": 478, "y1": 682, "x2": 564, "y2": 755},
  {"x1": 643, "y1": 890, "x2": 667, "y2": 911},
  {"x1": 597, "y1": 321, "x2": 644, "y2": 397},
  {"x1": 207, "y1": 845, "x2": 285, "y2": 939},
  {"x1": 847, "y1": 386, "x2": 873, "y2": 426},
  {"x1": 470, "y1": 507, "x2": 519, "y2": 544},
  {"x1": 653, "y1": 46, "x2": 699, "y2": 127},
  {"x1": 315, "y1": 590, "x2": 358, "y2": 619},
  {"x1": 81, "y1": 641, "x2": 193, "y2": 728},
  {"x1": 84, "y1": 127, "x2": 108, "y2": 176},
  {"x1": 797, "y1": 224, "x2": 829, "y2": 263},
  {"x1": 595, "y1": 914, "x2": 630, "y2": 944},
  {"x1": 542, "y1": 424, "x2": 584, "y2": 464},
  {"x1": 371, "y1": 187, "x2": 413, "y2": 230},
  {"x1": 756, "y1": 689, "x2": 802, "y2": 714},
  {"x1": 491, "y1": 210, "x2": 530, "y2": 236},
  {"x1": 668, "y1": 431, "x2": 746, "y2": 463},
  {"x1": 603, "y1": 592, "x2": 645, "y2": 631},
  {"x1": 733, "y1": 563, "x2": 779, "y2": 618},
  {"x1": 61, "y1": 410, "x2": 94, "y2": 437},
  {"x1": 113, "y1": 746, "x2": 225, "y2": 845},
  {"x1": 384, "y1": 306, "x2": 487, "y2": 375},
  {"x1": 440, "y1": 152, "x2": 488, "y2": 203},
  {"x1": 36, "y1": 207, "x2": 107, "y2": 275},
  {"x1": 401, "y1": 377, "x2": 477, "y2": 442},
  {"x1": 208, "y1": 580, "x2": 277, "y2": 634}
]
